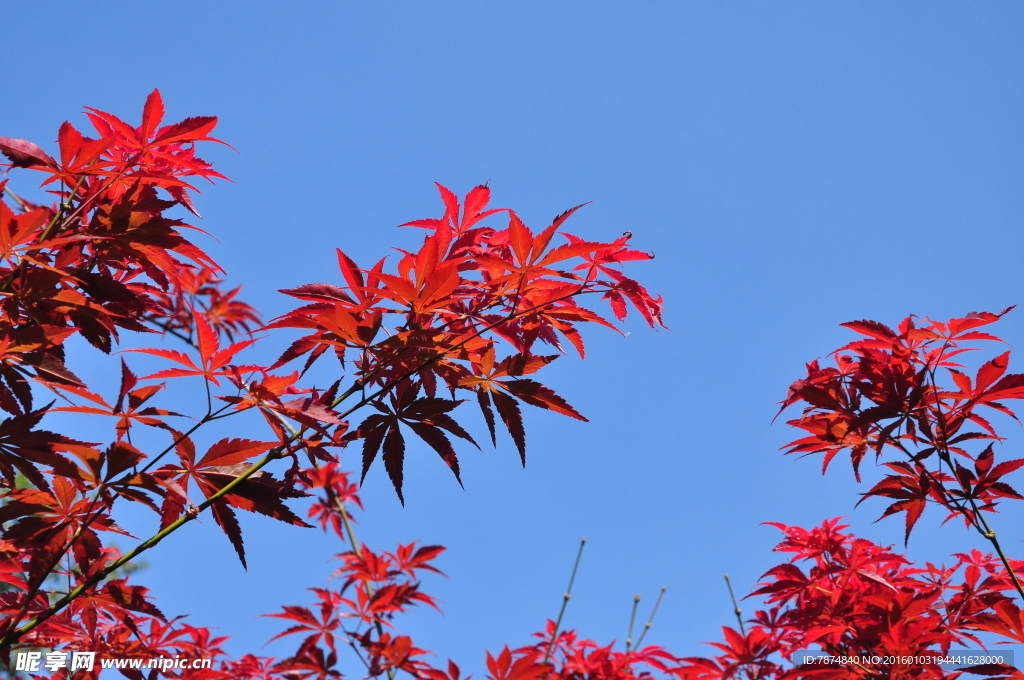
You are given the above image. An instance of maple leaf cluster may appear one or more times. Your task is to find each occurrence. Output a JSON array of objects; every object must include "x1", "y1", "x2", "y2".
[
  {"x1": 674, "y1": 520, "x2": 1024, "y2": 680},
  {"x1": 0, "y1": 92, "x2": 675, "y2": 678},
  {"x1": 266, "y1": 181, "x2": 664, "y2": 501},
  {"x1": 0, "y1": 91, "x2": 288, "y2": 672},
  {"x1": 777, "y1": 310, "x2": 1024, "y2": 545}
]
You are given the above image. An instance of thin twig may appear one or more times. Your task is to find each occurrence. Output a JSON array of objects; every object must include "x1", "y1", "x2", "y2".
[
  {"x1": 724, "y1": 574, "x2": 745, "y2": 635},
  {"x1": 544, "y1": 538, "x2": 586, "y2": 664},
  {"x1": 632, "y1": 586, "x2": 666, "y2": 649},
  {"x1": 625, "y1": 594, "x2": 640, "y2": 652}
]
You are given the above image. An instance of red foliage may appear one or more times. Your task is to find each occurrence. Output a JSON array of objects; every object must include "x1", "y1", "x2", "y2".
[
  {"x1": 674, "y1": 520, "x2": 1024, "y2": 679},
  {"x1": 777, "y1": 310, "x2": 1024, "y2": 541},
  {"x1": 0, "y1": 93, "x2": 672, "y2": 678},
  {"x1": 5, "y1": 92, "x2": 1024, "y2": 680}
]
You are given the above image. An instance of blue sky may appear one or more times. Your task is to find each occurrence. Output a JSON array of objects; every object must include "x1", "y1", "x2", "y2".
[{"x1": 4, "y1": 1, "x2": 1024, "y2": 672}]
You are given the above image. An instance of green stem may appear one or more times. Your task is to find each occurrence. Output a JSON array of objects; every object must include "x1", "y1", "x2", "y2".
[
  {"x1": 724, "y1": 574, "x2": 745, "y2": 635},
  {"x1": 544, "y1": 538, "x2": 586, "y2": 664},
  {"x1": 631, "y1": 586, "x2": 666, "y2": 650},
  {"x1": 4, "y1": 433, "x2": 292, "y2": 644},
  {"x1": 0, "y1": 383, "x2": 240, "y2": 642},
  {"x1": 2, "y1": 187, "x2": 29, "y2": 211},
  {"x1": 625, "y1": 594, "x2": 640, "y2": 652}
]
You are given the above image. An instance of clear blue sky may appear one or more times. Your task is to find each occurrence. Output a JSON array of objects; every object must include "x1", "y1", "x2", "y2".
[{"x1": 4, "y1": 1, "x2": 1024, "y2": 671}]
